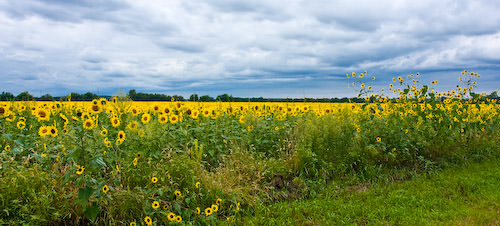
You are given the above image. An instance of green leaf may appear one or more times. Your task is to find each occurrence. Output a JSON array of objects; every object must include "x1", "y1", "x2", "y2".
[
  {"x1": 83, "y1": 202, "x2": 100, "y2": 221},
  {"x1": 77, "y1": 186, "x2": 95, "y2": 205}
]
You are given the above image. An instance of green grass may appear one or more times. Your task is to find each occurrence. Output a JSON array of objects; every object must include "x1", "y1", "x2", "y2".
[{"x1": 238, "y1": 159, "x2": 500, "y2": 225}]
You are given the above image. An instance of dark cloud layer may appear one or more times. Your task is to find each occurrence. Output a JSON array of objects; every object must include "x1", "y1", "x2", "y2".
[{"x1": 0, "y1": 0, "x2": 499, "y2": 97}]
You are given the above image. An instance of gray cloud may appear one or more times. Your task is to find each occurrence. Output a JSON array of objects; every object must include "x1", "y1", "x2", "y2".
[{"x1": 0, "y1": 0, "x2": 500, "y2": 97}]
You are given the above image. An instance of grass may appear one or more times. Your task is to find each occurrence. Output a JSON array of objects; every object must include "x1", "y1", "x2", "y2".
[{"x1": 238, "y1": 159, "x2": 500, "y2": 225}]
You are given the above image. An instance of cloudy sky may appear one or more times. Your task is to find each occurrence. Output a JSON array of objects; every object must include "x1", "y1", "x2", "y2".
[{"x1": 1, "y1": 0, "x2": 500, "y2": 98}]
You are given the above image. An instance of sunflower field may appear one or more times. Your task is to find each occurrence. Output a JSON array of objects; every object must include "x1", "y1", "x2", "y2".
[{"x1": 1, "y1": 71, "x2": 500, "y2": 225}]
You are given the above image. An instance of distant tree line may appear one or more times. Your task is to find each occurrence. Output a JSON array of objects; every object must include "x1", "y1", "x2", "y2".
[{"x1": 1, "y1": 90, "x2": 499, "y2": 103}]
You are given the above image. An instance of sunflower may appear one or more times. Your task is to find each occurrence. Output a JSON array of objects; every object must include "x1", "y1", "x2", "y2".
[
  {"x1": 376, "y1": 137, "x2": 381, "y2": 142},
  {"x1": 133, "y1": 157, "x2": 138, "y2": 166},
  {"x1": 195, "y1": 182, "x2": 200, "y2": 189},
  {"x1": 202, "y1": 109, "x2": 210, "y2": 117},
  {"x1": 35, "y1": 108, "x2": 50, "y2": 121},
  {"x1": 127, "y1": 121, "x2": 138, "y2": 130},
  {"x1": 48, "y1": 126, "x2": 58, "y2": 137},
  {"x1": 158, "y1": 115, "x2": 168, "y2": 124},
  {"x1": 4, "y1": 145, "x2": 10, "y2": 152},
  {"x1": 102, "y1": 185, "x2": 110, "y2": 193},
  {"x1": 151, "y1": 177, "x2": 158, "y2": 183},
  {"x1": 38, "y1": 126, "x2": 49, "y2": 137},
  {"x1": 144, "y1": 216, "x2": 152, "y2": 226},
  {"x1": 356, "y1": 127, "x2": 361, "y2": 133},
  {"x1": 17, "y1": 121, "x2": 26, "y2": 129},
  {"x1": 163, "y1": 106, "x2": 171, "y2": 114},
  {"x1": 205, "y1": 207, "x2": 213, "y2": 216},
  {"x1": 131, "y1": 108, "x2": 140, "y2": 116},
  {"x1": 216, "y1": 198, "x2": 222, "y2": 205},
  {"x1": 76, "y1": 165, "x2": 85, "y2": 175},
  {"x1": 0, "y1": 106, "x2": 8, "y2": 117},
  {"x1": 138, "y1": 129, "x2": 145, "y2": 138},
  {"x1": 111, "y1": 117, "x2": 120, "y2": 127},
  {"x1": 100, "y1": 128, "x2": 108, "y2": 136},
  {"x1": 170, "y1": 115, "x2": 178, "y2": 124},
  {"x1": 152, "y1": 105, "x2": 160, "y2": 113},
  {"x1": 175, "y1": 216, "x2": 182, "y2": 222},
  {"x1": 83, "y1": 119, "x2": 95, "y2": 130},
  {"x1": 152, "y1": 201, "x2": 160, "y2": 209},
  {"x1": 141, "y1": 113, "x2": 151, "y2": 124},
  {"x1": 191, "y1": 110, "x2": 199, "y2": 119},
  {"x1": 117, "y1": 130, "x2": 126, "y2": 142},
  {"x1": 211, "y1": 204, "x2": 218, "y2": 212},
  {"x1": 130, "y1": 222, "x2": 136, "y2": 226},
  {"x1": 196, "y1": 207, "x2": 201, "y2": 214},
  {"x1": 167, "y1": 213, "x2": 175, "y2": 221},
  {"x1": 5, "y1": 114, "x2": 15, "y2": 122},
  {"x1": 174, "y1": 190, "x2": 182, "y2": 197},
  {"x1": 90, "y1": 104, "x2": 101, "y2": 114}
]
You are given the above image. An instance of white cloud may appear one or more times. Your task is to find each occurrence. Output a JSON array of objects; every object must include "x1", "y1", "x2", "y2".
[{"x1": 0, "y1": 0, "x2": 500, "y2": 97}]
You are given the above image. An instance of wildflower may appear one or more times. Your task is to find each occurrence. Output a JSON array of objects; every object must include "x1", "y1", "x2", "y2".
[
  {"x1": 117, "y1": 130, "x2": 126, "y2": 143},
  {"x1": 211, "y1": 204, "x2": 218, "y2": 212},
  {"x1": 4, "y1": 145, "x2": 11, "y2": 152},
  {"x1": 195, "y1": 182, "x2": 200, "y2": 189},
  {"x1": 205, "y1": 207, "x2": 213, "y2": 216},
  {"x1": 83, "y1": 119, "x2": 95, "y2": 130},
  {"x1": 196, "y1": 207, "x2": 201, "y2": 214},
  {"x1": 100, "y1": 128, "x2": 108, "y2": 136},
  {"x1": 158, "y1": 115, "x2": 168, "y2": 124},
  {"x1": 376, "y1": 137, "x2": 381, "y2": 142},
  {"x1": 151, "y1": 177, "x2": 158, "y2": 183},
  {"x1": 144, "y1": 216, "x2": 152, "y2": 226},
  {"x1": 133, "y1": 157, "x2": 138, "y2": 166},
  {"x1": 102, "y1": 185, "x2": 110, "y2": 193},
  {"x1": 174, "y1": 190, "x2": 182, "y2": 197},
  {"x1": 17, "y1": 121, "x2": 26, "y2": 129},
  {"x1": 170, "y1": 115, "x2": 179, "y2": 124},
  {"x1": 76, "y1": 165, "x2": 85, "y2": 175},
  {"x1": 168, "y1": 213, "x2": 175, "y2": 221},
  {"x1": 111, "y1": 117, "x2": 120, "y2": 127},
  {"x1": 152, "y1": 201, "x2": 160, "y2": 209},
  {"x1": 141, "y1": 113, "x2": 151, "y2": 124},
  {"x1": 356, "y1": 127, "x2": 361, "y2": 133},
  {"x1": 48, "y1": 126, "x2": 58, "y2": 137},
  {"x1": 175, "y1": 216, "x2": 182, "y2": 222},
  {"x1": 127, "y1": 121, "x2": 138, "y2": 130},
  {"x1": 35, "y1": 108, "x2": 50, "y2": 121},
  {"x1": 38, "y1": 126, "x2": 49, "y2": 137},
  {"x1": 130, "y1": 222, "x2": 136, "y2": 226}
]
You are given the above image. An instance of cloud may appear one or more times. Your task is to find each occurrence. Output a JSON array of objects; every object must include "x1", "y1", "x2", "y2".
[{"x1": 0, "y1": 0, "x2": 500, "y2": 97}]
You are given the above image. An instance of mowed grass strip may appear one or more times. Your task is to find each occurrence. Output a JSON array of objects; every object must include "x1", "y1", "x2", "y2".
[{"x1": 240, "y1": 159, "x2": 500, "y2": 225}]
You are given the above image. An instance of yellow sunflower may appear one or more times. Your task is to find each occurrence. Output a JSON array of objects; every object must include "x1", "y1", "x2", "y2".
[
  {"x1": 141, "y1": 113, "x2": 151, "y2": 124},
  {"x1": 117, "y1": 130, "x2": 126, "y2": 142},
  {"x1": 152, "y1": 201, "x2": 160, "y2": 209},
  {"x1": 83, "y1": 119, "x2": 95, "y2": 130}
]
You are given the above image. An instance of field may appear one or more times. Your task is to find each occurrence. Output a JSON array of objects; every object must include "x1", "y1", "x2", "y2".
[{"x1": 1, "y1": 71, "x2": 500, "y2": 225}]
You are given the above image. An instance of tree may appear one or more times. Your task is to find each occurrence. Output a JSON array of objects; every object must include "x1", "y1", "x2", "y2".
[
  {"x1": 0, "y1": 92, "x2": 15, "y2": 101},
  {"x1": 15, "y1": 91, "x2": 35, "y2": 101},
  {"x1": 39, "y1": 94, "x2": 54, "y2": 101},
  {"x1": 189, "y1": 94, "x2": 199, "y2": 101},
  {"x1": 199, "y1": 95, "x2": 213, "y2": 102},
  {"x1": 216, "y1": 93, "x2": 233, "y2": 102}
]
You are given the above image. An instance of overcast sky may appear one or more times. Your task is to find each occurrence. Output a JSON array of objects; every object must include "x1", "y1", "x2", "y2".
[{"x1": 1, "y1": 0, "x2": 500, "y2": 98}]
